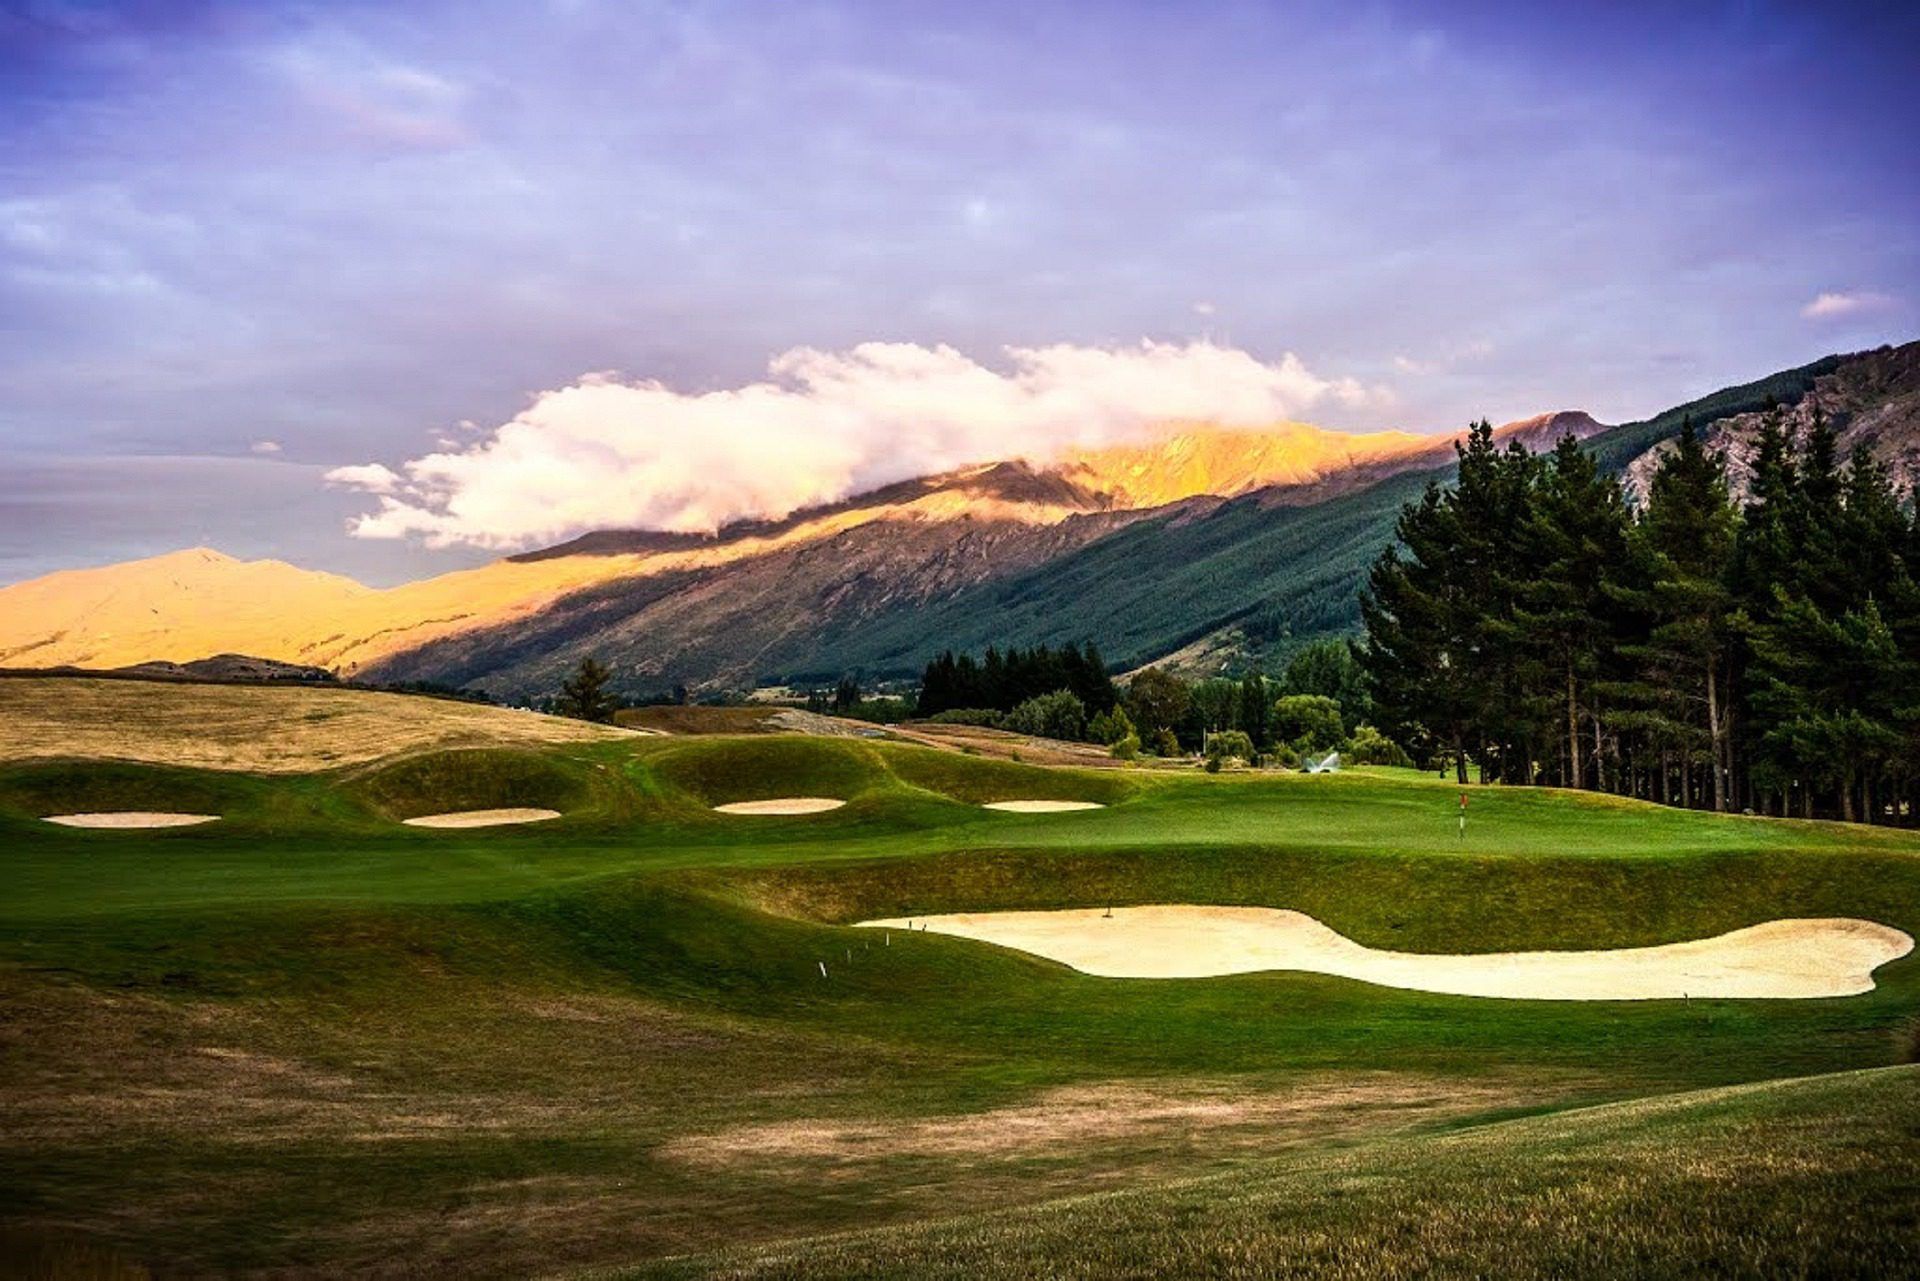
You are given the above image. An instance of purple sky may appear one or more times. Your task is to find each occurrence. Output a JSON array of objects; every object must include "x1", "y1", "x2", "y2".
[{"x1": 2, "y1": 0, "x2": 1915, "y2": 583}]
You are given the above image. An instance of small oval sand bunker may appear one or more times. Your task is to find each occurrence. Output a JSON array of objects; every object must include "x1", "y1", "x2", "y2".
[
  {"x1": 713, "y1": 798, "x2": 846, "y2": 816},
  {"x1": 402, "y1": 808, "x2": 561, "y2": 828},
  {"x1": 981, "y1": 800, "x2": 1105, "y2": 813},
  {"x1": 42, "y1": 812, "x2": 221, "y2": 829},
  {"x1": 855, "y1": 906, "x2": 1914, "y2": 1000}
]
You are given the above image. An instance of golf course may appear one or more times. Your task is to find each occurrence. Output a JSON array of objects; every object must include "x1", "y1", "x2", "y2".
[{"x1": 1, "y1": 676, "x2": 1916, "y2": 1278}]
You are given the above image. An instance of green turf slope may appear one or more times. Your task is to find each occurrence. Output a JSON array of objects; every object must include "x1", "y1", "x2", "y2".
[{"x1": 632, "y1": 1064, "x2": 1920, "y2": 1280}]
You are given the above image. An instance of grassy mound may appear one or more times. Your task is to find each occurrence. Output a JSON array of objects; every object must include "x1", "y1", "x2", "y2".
[
  {"x1": 885, "y1": 745, "x2": 1136, "y2": 806},
  {"x1": 634, "y1": 1065, "x2": 1920, "y2": 1280},
  {"x1": 344, "y1": 747, "x2": 595, "y2": 822},
  {"x1": 0, "y1": 761, "x2": 256, "y2": 824},
  {"x1": 649, "y1": 736, "x2": 888, "y2": 808}
]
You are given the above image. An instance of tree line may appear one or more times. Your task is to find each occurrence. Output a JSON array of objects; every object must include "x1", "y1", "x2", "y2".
[
  {"x1": 1362, "y1": 413, "x2": 1919, "y2": 823},
  {"x1": 918, "y1": 643, "x2": 1119, "y2": 719},
  {"x1": 917, "y1": 637, "x2": 1407, "y2": 766}
]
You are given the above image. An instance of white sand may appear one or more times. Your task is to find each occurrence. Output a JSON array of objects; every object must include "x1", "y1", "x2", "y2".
[
  {"x1": 713, "y1": 797, "x2": 846, "y2": 815},
  {"x1": 855, "y1": 905, "x2": 1914, "y2": 1001},
  {"x1": 402, "y1": 807, "x2": 562, "y2": 828},
  {"x1": 982, "y1": 800, "x2": 1106, "y2": 813},
  {"x1": 42, "y1": 811, "x2": 221, "y2": 829}
]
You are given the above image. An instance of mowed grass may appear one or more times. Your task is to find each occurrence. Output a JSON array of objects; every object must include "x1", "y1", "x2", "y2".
[{"x1": 1, "y1": 679, "x2": 1918, "y2": 1275}]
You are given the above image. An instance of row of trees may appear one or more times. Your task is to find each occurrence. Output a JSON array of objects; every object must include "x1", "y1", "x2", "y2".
[
  {"x1": 913, "y1": 638, "x2": 1406, "y2": 765},
  {"x1": 917, "y1": 643, "x2": 1118, "y2": 718},
  {"x1": 1362, "y1": 414, "x2": 1919, "y2": 823},
  {"x1": 1124, "y1": 644, "x2": 1408, "y2": 765}
]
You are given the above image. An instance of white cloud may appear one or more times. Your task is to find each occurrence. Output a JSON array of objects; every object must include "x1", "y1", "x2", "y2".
[
  {"x1": 330, "y1": 340, "x2": 1391, "y2": 549},
  {"x1": 324, "y1": 462, "x2": 401, "y2": 493},
  {"x1": 250, "y1": 439, "x2": 283, "y2": 454},
  {"x1": 1801, "y1": 290, "x2": 1896, "y2": 320}
]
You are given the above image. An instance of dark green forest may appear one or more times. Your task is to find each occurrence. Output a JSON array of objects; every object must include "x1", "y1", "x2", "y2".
[{"x1": 1363, "y1": 412, "x2": 1919, "y2": 825}]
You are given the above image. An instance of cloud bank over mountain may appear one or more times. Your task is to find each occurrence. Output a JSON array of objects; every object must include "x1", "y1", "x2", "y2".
[{"x1": 326, "y1": 341, "x2": 1388, "y2": 549}]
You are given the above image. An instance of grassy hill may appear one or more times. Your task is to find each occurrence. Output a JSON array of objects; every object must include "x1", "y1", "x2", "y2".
[
  {"x1": 1, "y1": 680, "x2": 1915, "y2": 1275},
  {"x1": 0, "y1": 674, "x2": 630, "y2": 772}
]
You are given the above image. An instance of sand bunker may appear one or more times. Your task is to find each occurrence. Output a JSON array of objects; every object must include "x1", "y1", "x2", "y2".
[
  {"x1": 982, "y1": 800, "x2": 1106, "y2": 813},
  {"x1": 713, "y1": 797, "x2": 846, "y2": 815},
  {"x1": 856, "y1": 905, "x2": 1913, "y2": 1000},
  {"x1": 402, "y1": 808, "x2": 561, "y2": 828},
  {"x1": 41, "y1": 811, "x2": 221, "y2": 829}
]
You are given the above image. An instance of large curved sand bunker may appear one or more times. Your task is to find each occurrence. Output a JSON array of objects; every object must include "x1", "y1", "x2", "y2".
[
  {"x1": 402, "y1": 808, "x2": 561, "y2": 828},
  {"x1": 856, "y1": 906, "x2": 1914, "y2": 1000},
  {"x1": 982, "y1": 800, "x2": 1105, "y2": 813},
  {"x1": 713, "y1": 797, "x2": 846, "y2": 815},
  {"x1": 42, "y1": 811, "x2": 221, "y2": 829}
]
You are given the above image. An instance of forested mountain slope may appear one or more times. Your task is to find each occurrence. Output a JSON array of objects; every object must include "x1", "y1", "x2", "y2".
[{"x1": 370, "y1": 350, "x2": 1891, "y2": 693}]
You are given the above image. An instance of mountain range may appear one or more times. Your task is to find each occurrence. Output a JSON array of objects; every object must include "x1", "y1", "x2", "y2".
[{"x1": 3, "y1": 343, "x2": 1912, "y2": 698}]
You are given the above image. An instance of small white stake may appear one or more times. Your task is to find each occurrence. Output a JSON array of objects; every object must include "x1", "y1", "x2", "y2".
[{"x1": 818, "y1": 961, "x2": 827, "y2": 978}]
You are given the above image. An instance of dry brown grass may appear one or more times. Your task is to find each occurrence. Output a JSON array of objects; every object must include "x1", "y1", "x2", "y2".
[
  {"x1": 0, "y1": 676, "x2": 630, "y2": 772},
  {"x1": 615, "y1": 705, "x2": 786, "y2": 735},
  {"x1": 891, "y1": 722, "x2": 1136, "y2": 768},
  {"x1": 660, "y1": 1073, "x2": 1562, "y2": 1176}
]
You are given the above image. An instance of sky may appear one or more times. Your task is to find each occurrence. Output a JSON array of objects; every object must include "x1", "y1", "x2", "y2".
[{"x1": 1, "y1": 0, "x2": 1915, "y2": 583}]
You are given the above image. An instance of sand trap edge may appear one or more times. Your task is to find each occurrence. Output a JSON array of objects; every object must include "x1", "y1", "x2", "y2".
[
  {"x1": 402, "y1": 807, "x2": 563, "y2": 829},
  {"x1": 982, "y1": 800, "x2": 1106, "y2": 813},
  {"x1": 855, "y1": 905, "x2": 1915, "y2": 1002},
  {"x1": 713, "y1": 797, "x2": 847, "y2": 816},
  {"x1": 42, "y1": 812, "x2": 222, "y2": 829}
]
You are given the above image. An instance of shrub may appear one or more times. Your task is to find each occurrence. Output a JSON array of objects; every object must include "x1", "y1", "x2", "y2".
[
  {"x1": 1268, "y1": 742, "x2": 1301, "y2": 770},
  {"x1": 1087, "y1": 705, "x2": 1137, "y2": 746},
  {"x1": 1347, "y1": 723, "x2": 1415, "y2": 767},
  {"x1": 1204, "y1": 730, "x2": 1256, "y2": 766},
  {"x1": 1110, "y1": 734, "x2": 1141, "y2": 761},
  {"x1": 1203, "y1": 756, "x2": 1223, "y2": 773},
  {"x1": 1273, "y1": 694, "x2": 1346, "y2": 755},
  {"x1": 1149, "y1": 728, "x2": 1182, "y2": 757},
  {"x1": 1003, "y1": 689, "x2": 1088, "y2": 741}
]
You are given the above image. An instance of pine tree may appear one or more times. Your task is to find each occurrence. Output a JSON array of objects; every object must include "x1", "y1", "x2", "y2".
[
  {"x1": 1237, "y1": 673, "x2": 1272, "y2": 750},
  {"x1": 1512, "y1": 435, "x2": 1631, "y2": 789},
  {"x1": 1625, "y1": 420, "x2": 1738, "y2": 809},
  {"x1": 554, "y1": 657, "x2": 617, "y2": 723},
  {"x1": 1361, "y1": 479, "x2": 1478, "y2": 782}
]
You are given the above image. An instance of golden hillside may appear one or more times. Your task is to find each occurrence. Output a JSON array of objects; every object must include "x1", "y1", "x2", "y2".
[
  {"x1": 0, "y1": 420, "x2": 1479, "y2": 675},
  {"x1": 0, "y1": 677, "x2": 632, "y2": 772},
  {"x1": 0, "y1": 480, "x2": 1101, "y2": 674},
  {"x1": 1055, "y1": 422, "x2": 1436, "y2": 507}
]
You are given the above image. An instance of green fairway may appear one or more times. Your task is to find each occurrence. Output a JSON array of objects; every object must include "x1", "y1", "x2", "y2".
[{"x1": 3, "y1": 719, "x2": 1918, "y2": 1276}]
